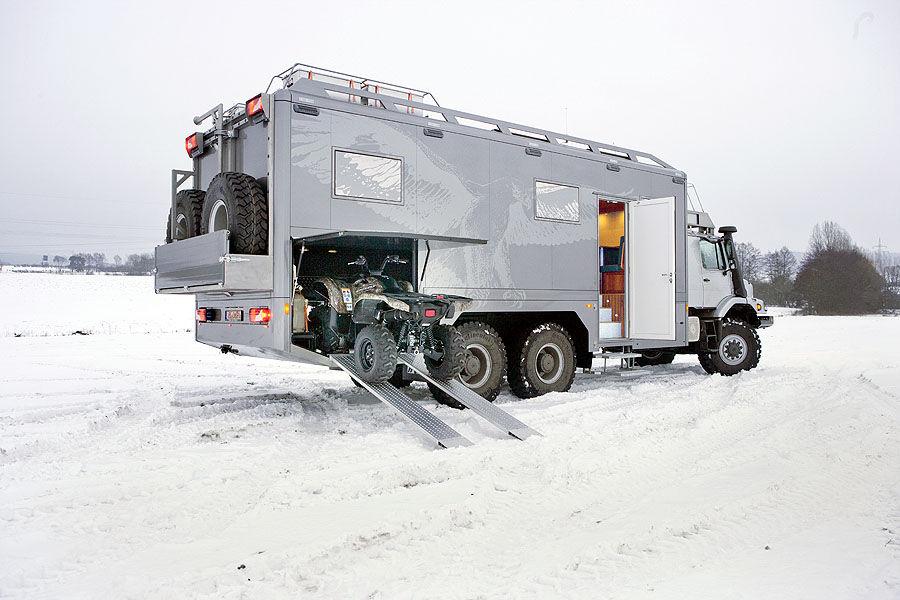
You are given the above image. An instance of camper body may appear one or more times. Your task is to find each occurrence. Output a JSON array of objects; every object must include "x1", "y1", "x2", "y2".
[{"x1": 155, "y1": 64, "x2": 771, "y2": 402}]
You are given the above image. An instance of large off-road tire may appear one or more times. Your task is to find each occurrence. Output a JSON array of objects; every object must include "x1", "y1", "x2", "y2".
[
  {"x1": 166, "y1": 189, "x2": 206, "y2": 243},
  {"x1": 508, "y1": 323, "x2": 576, "y2": 399},
  {"x1": 352, "y1": 325, "x2": 398, "y2": 384},
  {"x1": 428, "y1": 322, "x2": 507, "y2": 408},
  {"x1": 201, "y1": 172, "x2": 268, "y2": 255},
  {"x1": 635, "y1": 350, "x2": 676, "y2": 367},
  {"x1": 698, "y1": 318, "x2": 761, "y2": 376},
  {"x1": 424, "y1": 325, "x2": 465, "y2": 381}
]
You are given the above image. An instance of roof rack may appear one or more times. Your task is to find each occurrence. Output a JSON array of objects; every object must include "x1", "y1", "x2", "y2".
[
  {"x1": 265, "y1": 63, "x2": 675, "y2": 172},
  {"x1": 266, "y1": 62, "x2": 440, "y2": 108}
]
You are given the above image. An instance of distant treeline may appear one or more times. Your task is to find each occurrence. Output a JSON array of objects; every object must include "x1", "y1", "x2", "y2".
[
  {"x1": 737, "y1": 221, "x2": 899, "y2": 315},
  {"x1": 50, "y1": 252, "x2": 154, "y2": 275}
]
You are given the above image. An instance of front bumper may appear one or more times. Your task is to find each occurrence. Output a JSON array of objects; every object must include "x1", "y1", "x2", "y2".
[{"x1": 758, "y1": 314, "x2": 774, "y2": 328}]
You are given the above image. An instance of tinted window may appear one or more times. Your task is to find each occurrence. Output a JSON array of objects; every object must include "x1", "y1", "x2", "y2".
[
  {"x1": 333, "y1": 150, "x2": 402, "y2": 203},
  {"x1": 535, "y1": 181, "x2": 579, "y2": 223},
  {"x1": 700, "y1": 240, "x2": 724, "y2": 270}
]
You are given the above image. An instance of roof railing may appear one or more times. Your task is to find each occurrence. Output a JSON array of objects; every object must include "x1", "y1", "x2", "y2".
[{"x1": 264, "y1": 63, "x2": 674, "y2": 171}]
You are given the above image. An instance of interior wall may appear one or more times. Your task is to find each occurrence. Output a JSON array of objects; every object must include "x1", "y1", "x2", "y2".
[{"x1": 598, "y1": 211, "x2": 625, "y2": 247}]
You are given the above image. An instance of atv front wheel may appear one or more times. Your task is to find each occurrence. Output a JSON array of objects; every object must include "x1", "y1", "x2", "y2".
[{"x1": 353, "y1": 325, "x2": 398, "y2": 383}]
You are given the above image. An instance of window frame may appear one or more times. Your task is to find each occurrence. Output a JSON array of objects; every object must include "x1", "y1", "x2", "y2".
[
  {"x1": 699, "y1": 239, "x2": 726, "y2": 271},
  {"x1": 533, "y1": 179, "x2": 581, "y2": 224},
  {"x1": 332, "y1": 148, "x2": 405, "y2": 205}
]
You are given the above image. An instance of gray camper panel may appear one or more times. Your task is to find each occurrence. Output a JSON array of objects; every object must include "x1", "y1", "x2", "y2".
[{"x1": 279, "y1": 87, "x2": 687, "y2": 353}]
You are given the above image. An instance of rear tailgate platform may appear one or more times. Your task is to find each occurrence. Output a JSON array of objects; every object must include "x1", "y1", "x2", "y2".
[{"x1": 154, "y1": 230, "x2": 272, "y2": 294}]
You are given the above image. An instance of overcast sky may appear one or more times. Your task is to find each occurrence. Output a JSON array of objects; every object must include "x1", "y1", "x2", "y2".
[{"x1": 1, "y1": 0, "x2": 898, "y2": 261}]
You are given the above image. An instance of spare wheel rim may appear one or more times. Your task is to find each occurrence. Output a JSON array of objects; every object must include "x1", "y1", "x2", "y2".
[
  {"x1": 174, "y1": 213, "x2": 188, "y2": 240},
  {"x1": 209, "y1": 200, "x2": 228, "y2": 233}
]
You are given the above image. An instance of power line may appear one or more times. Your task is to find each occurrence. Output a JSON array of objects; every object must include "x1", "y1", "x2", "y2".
[
  {"x1": 2, "y1": 217, "x2": 159, "y2": 230},
  {"x1": 0, "y1": 189, "x2": 164, "y2": 207}
]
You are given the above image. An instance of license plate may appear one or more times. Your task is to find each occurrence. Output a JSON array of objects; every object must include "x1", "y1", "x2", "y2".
[{"x1": 225, "y1": 309, "x2": 243, "y2": 322}]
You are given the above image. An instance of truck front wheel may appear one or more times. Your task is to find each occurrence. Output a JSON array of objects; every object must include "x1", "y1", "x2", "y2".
[
  {"x1": 698, "y1": 319, "x2": 761, "y2": 376},
  {"x1": 508, "y1": 323, "x2": 576, "y2": 399}
]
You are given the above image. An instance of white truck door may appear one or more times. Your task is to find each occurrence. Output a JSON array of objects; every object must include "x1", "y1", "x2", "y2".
[{"x1": 627, "y1": 196, "x2": 676, "y2": 340}]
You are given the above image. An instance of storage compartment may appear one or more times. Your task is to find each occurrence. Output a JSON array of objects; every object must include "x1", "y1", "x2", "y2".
[{"x1": 155, "y1": 230, "x2": 273, "y2": 294}]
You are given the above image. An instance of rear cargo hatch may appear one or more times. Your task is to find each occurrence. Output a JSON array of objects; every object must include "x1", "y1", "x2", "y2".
[{"x1": 154, "y1": 230, "x2": 272, "y2": 294}]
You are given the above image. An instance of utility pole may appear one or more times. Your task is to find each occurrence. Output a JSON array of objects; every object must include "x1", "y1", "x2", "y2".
[{"x1": 873, "y1": 238, "x2": 888, "y2": 274}]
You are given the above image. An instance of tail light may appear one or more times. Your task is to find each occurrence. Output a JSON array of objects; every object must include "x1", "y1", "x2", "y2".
[
  {"x1": 196, "y1": 308, "x2": 207, "y2": 322},
  {"x1": 423, "y1": 308, "x2": 437, "y2": 318},
  {"x1": 249, "y1": 307, "x2": 272, "y2": 324},
  {"x1": 246, "y1": 94, "x2": 265, "y2": 118},
  {"x1": 185, "y1": 133, "x2": 203, "y2": 157}
]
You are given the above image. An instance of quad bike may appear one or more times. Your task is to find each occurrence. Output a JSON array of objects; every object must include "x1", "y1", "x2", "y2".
[{"x1": 302, "y1": 255, "x2": 468, "y2": 384}]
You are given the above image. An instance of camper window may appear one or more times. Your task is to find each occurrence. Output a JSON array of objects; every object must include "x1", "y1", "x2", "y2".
[
  {"x1": 333, "y1": 150, "x2": 403, "y2": 204},
  {"x1": 535, "y1": 180, "x2": 579, "y2": 223}
]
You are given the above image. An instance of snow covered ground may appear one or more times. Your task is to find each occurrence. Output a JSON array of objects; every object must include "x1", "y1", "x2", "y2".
[{"x1": 0, "y1": 272, "x2": 898, "y2": 599}]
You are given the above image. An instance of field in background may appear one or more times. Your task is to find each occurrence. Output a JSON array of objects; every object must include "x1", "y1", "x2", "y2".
[
  {"x1": 0, "y1": 271, "x2": 192, "y2": 337},
  {"x1": 0, "y1": 272, "x2": 897, "y2": 599}
]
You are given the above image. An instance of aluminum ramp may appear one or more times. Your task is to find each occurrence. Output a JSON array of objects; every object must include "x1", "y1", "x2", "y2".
[
  {"x1": 330, "y1": 354, "x2": 472, "y2": 449},
  {"x1": 398, "y1": 353, "x2": 542, "y2": 440}
]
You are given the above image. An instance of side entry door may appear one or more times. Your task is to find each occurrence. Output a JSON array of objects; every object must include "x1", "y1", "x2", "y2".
[{"x1": 627, "y1": 196, "x2": 676, "y2": 340}]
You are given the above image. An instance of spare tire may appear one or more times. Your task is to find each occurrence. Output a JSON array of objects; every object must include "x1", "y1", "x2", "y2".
[
  {"x1": 201, "y1": 172, "x2": 268, "y2": 254},
  {"x1": 166, "y1": 189, "x2": 206, "y2": 243}
]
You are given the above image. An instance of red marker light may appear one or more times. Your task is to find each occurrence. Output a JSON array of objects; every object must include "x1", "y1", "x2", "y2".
[
  {"x1": 185, "y1": 133, "x2": 199, "y2": 157},
  {"x1": 246, "y1": 94, "x2": 264, "y2": 118},
  {"x1": 424, "y1": 308, "x2": 437, "y2": 318},
  {"x1": 249, "y1": 307, "x2": 272, "y2": 324}
]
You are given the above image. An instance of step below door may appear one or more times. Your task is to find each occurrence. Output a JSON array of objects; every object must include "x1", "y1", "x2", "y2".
[{"x1": 627, "y1": 196, "x2": 676, "y2": 340}]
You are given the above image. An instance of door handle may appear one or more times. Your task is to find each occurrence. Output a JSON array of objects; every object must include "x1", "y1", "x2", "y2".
[{"x1": 703, "y1": 277, "x2": 710, "y2": 282}]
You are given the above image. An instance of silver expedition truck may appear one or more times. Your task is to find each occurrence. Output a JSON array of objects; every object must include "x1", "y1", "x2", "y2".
[{"x1": 156, "y1": 63, "x2": 772, "y2": 427}]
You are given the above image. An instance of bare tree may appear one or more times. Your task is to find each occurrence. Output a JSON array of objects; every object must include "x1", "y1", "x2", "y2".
[
  {"x1": 764, "y1": 247, "x2": 797, "y2": 282},
  {"x1": 808, "y1": 221, "x2": 854, "y2": 255},
  {"x1": 93, "y1": 252, "x2": 106, "y2": 269},
  {"x1": 113, "y1": 255, "x2": 123, "y2": 269},
  {"x1": 53, "y1": 255, "x2": 66, "y2": 273},
  {"x1": 735, "y1": 242, "x2": 763, "y2": 282}
]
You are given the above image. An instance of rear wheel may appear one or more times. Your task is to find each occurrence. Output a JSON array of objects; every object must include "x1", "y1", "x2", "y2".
[
  {"x1": 424, "y1": 325, "x2": 465, "y2": 381},
  {"x1": 201, "y1": 172, "x2": 268, "y2": 254},
  {"x1": 508, "y1": 323, "x2": 576, "y2": 399},
  {"x1": 166, "y1": 189, "x2": 205, "y2": 243},
  {"x1": 428, "y1": 322, "x2": 507, "y2": 408},
  {"x1": 698, "y1": 319, "x2": 761, "y2": 375},
  {"x1": 352, "y1": 325, "x2": 398, "y2": 384}
]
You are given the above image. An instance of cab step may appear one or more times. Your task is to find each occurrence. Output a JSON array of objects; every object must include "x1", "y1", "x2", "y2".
[
  {"x1": 398, "y1": 353, "x2": 542, "y2": 441},
  {"x1": 329, "y1": 354, "x2": 472, "y2": 449}
]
